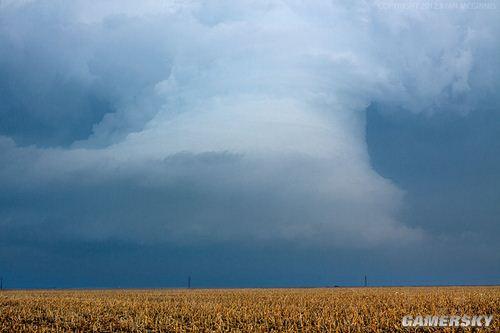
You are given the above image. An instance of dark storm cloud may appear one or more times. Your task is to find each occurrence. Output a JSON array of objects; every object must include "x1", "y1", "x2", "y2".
[
  {"x1": 0, "y1": 1, "x2": 113, "y2": 146},
  {"x1": 0, "y1": 0, "x2": 175, "y2": 147},
  {"x1": 0, "y1": 0, "x2": 499, "y2": 287},
  {"x1": 0, "y1": 140, "x2": 413, "y2": 247}
]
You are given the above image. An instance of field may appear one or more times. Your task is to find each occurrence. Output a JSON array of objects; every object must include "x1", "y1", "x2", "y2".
[{"x1": 0, "y1": 287, "x2": 498, "y2": 332}]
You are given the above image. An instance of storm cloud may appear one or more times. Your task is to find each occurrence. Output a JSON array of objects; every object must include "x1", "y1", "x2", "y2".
[{"x1": 0, "y1": 0, "x2": 499, "y2": 287}]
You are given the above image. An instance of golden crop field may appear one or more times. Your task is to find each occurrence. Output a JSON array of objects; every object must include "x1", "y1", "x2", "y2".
[{"x1": 0, "y1": 286, "x2": 498, "y2": 332}]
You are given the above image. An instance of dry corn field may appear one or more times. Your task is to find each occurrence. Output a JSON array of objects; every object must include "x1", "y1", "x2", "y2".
[{"x1": 0, "y1": 286, "x2": 498, "y2": 332}]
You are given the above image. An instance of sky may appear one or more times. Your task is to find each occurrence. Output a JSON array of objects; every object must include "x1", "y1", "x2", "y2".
[{"x1": 0, "y1": 0, "x2": 499, "y2": 288}]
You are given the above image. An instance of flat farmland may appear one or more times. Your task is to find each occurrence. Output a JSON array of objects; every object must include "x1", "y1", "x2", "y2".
[{"x1": 0, "y1": 286, "x2": 498, "y2": 332}]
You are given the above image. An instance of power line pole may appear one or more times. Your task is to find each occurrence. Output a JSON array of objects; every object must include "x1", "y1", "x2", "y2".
[
  {"x1": 0, "y1": 276, "x2": 3, "y2": 291},
  {"x1": 364, "y1": 275, "x2": 367, "y2": 287},
  {"x1": 188, "y1": 276, "x2": 191, "y2": 289}
]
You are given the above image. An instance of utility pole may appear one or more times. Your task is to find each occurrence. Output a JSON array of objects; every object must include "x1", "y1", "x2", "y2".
[
  {"x1": 364, "y1": 275, "x2": 367, "y2": 287},
  {"x1": 188, "y1": 276, "x2": 191, "y2": 289},
  {"x1": 0, "y1": 276, "x2": 3, "y2": 291}
]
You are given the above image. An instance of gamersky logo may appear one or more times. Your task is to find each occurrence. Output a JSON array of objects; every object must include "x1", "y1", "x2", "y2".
[{"x1": 402, "y1": 315, "x2": 494, "y2": 327}]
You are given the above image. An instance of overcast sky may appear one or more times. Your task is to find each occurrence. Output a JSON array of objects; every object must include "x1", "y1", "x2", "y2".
[{"x1": 0, "y1": 0, "x2": 499, "y2": 288}]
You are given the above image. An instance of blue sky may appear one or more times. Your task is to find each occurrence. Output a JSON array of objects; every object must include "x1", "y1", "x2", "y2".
[{"x1": 0, "y1": 0, "x2": 499, "y2": 288}]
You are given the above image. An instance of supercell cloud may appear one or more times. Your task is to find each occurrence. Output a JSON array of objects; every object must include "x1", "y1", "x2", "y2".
[{"x1": 0, "y1": 0, "x2": 499, "y2": 286}]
